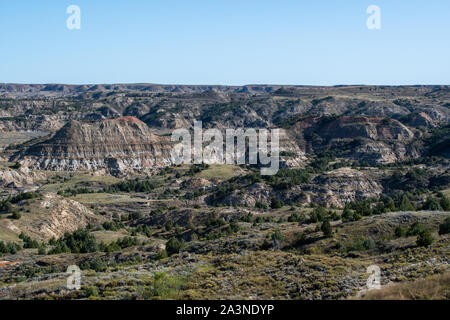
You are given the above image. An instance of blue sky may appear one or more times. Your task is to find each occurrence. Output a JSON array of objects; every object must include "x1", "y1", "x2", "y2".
[{"x1": 0, "y1": 0, "x2": 449, "y2": 85}]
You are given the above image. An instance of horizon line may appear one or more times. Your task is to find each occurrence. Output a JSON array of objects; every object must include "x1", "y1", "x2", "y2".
[{"x1": 1, "y1": 82, "x2": 449, "y2": 88}]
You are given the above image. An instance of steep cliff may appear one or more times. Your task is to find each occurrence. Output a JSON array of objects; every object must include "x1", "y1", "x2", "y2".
[{"x1": 13, "y1": 117, "x2": 173, "y2": 176}]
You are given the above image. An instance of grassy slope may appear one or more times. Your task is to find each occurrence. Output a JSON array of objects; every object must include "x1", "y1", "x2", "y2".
[{"x1": 355, "y1": 272, "x2": 450, "y2": 300}]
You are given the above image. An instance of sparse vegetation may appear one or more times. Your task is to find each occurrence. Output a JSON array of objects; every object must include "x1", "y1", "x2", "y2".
[
  {"x1": 48, "y1": 229, "x2": 98, "y2": 254},
  {"x1": 105, "y1": 178, "x2": 162, "y2": 193},
  {"x1": 0, "y1": 85, "x2": 449, "y2": 300}
]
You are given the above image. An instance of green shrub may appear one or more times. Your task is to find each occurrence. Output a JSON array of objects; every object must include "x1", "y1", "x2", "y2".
[
  {"x1": 382, "y1": 196, "x2": 397, "y2": 212},
  {"x1": 165, "y1": 221, "x2": 173, "y2": 231},
  {"x1": 11, "y1": 211, "x2": 21, "y2": 220},
  {"x1": 255, "y1": 201, "x2": 268, "y2": 209},
  {"x1": 49, "y1": 229, "x2": 98, "y2": 254},
  {"x1": 416, "y1": 230, "x2": 434, "y2": 247},
  {"x1": 264, "y1": 168, "x2": 311, "y2": 190},
  {"x1": 394, "y1": 226, "x2": 407, "y2": 238},
  {"x1": 116, "y1": 237, "x2": 139, "y2": 249},
  {"x1": 347, "y1": 200, "x2": 372, "y2": 216},
  {"x1": 229, "y1": 220, "x2": 240, "y2": 233},
  {"x1": 362, "y1": 238, "x2": 376, "y2": 250},
  {"x1": 102, "y1": 221, "x2": 119, "y2": 231},
  {"x1": 135, "y1": 225, "x2": 152, "y2": 238},
  {"x1": 166, "y1": 237, "x2": 182, "y2": 256},
  {"x1": 38, "y1": 246, "x2": 46, "y2": 255},
  {"x1": 0, "y1": 241, "x2": 10, "y2": 254},
  {"x1": 321, "y1": 220, "x2": 332, "y2": 238},
  {"x1": 129, "y1": 212, "x2": 143, "y2": 220},
  {"x1": 10, "y1": 192, "x2": 39, "y2": 204},
  {"x1": 399, "y1": 194, "x2": 416, "y2": 211},
  {"x1": 438, "y1": 217, "x2": 450, "y2": 235},
  {"x1": 99, "y1": 237, "x2": 139, "y2": 253},
  {"x1": 19, "y1": 233, "x2": 39, "y2": 248},
  {"x1": 309, "y1": 206, "x2": 328, "y2": 223},
  {"x1": 81, "y1": 257, "x2": 107, "y2": 272},
  {"x1": 423, "y1": 196, "x2": 443, "y2": 211},
  {"x1": 271, "y1": 229, "x2": 284, "y2": 242},
  {"x1": 270, "y1": 198, "x2": 284, "y2": 209},
  {"x1": 439, "y1": 195, "x2": 450, "y2": 211},
  {"x1": 407, "y1": 222, "x2": 426, "y2": 236},
  {"x1": 341, "y1": 207, "x2": 361, "y2": 222},
  {"x1": 86, "y1": 286, "x2": 99, "y2": 298},
  {"x1": 0, "y1": 241, "x2": 21, "y2": 255},
  {"x1": 105, "y1": 178, "x2": 162, "y2": 193},
  {"x1": 155, "y1": 249, "x2": 168, "y2": 260},
  {"x1": 143, "y1": 272, "x2": 184, "y2": 299},
  {"x1": 0, "y1": 199, "x2": 13, "y2": 213},
  {"x1": 288, "y1": 212, "x2": 305, "y2": 223},
  {"x1": 346, "y1": 237, "x2": 375, "y2": 251}
]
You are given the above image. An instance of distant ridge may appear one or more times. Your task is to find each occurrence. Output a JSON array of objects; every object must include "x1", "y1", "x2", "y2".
[{"x1": 0, "y1": 83, "x2": 448, "y2": 98}]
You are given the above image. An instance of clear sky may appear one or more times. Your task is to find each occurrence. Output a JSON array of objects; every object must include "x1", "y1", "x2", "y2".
[{"x1": 0, "y1": 0, "x2": 449, "y2": 85}]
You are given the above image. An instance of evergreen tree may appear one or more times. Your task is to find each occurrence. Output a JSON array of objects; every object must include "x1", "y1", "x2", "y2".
[
  {"x1": 270, "y1": 198, "x2": 284, "y2": 209},
  {"x1": 394, "y1": 226, "x2": 406, "y2": 238},
  {"x1": 423, "y1": 196, "x2": 442, "y2": 211},
  {"x1": 416, "y1": 230, "x2": 434, "y2": 247},
  {"x1": 166, "y1": 237, "x2": 182, "y2": 256},
  {"x1": 407, "y1": 222, "x2": 426, "y2": 236},
  {"x1": 385, "y1": 197, "x2": 397, "y2": 212},
  {"x1": 399, "y1": 194, "x2": 415, "y2": 211},
  {"x1": 271, "y1": 229, "x2": 284, "y2": 242},
  {"x1": 439, "y1": 195, "x2": 450, "y2": 211},
  {"x1": 321, "y1": 220, "x2": 332, "y2": 238}
]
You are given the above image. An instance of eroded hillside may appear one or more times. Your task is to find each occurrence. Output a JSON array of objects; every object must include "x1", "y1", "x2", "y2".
[{"x1": 0, "y1": 84, "x2": 449, "y2": 300}]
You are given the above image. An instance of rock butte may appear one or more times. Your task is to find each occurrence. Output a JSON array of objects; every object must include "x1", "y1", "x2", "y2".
[{"x1": 13, "y1": 116, "x2": 173, "y2": 176}]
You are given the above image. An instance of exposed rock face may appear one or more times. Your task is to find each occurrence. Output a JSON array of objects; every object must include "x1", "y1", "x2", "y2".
[
  {"x1": 0, "y1": 167, "x2": 45, "y2": 188},
  {"x1": 4, "y1": 193, "x2": 101, "y2": 241},
  {"x1": 0, "y1": 115, "x2": 66, "y2": 132},
  {"x1": 182, "y1": 177, "x2": 213, "y2": 190},
  {"x1": 404, "y1": 112, "x2": 438, "y2": 128},
  {"x1": 220, "y1": 182, "x2": 273, "y2": 207},
  {"x1": 14, "y1": 117, "x2": 173, "y2": 176},
  {"x1": 290, "y1": 116, "x2": 418, "y2": 164},
  {"x1": 309, "y1": 168, "x2": 383, "y2": 207},
  {"x1": 319, "y1": 117, "x2": 414, "y2": 141},
  {"x1": 278, "y1": 129, "x2": 307, "y2": 167},
  {"x1": 213, "y1": 167, "x2": 385, "y2": 208}
]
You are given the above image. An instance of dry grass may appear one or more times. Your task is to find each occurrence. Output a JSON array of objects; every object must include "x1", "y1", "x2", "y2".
[
  {"x1": 198, "y1": 165, "x2": 244, "y2": 180},
  {"x1": 0, "y1": 220, "x2": 21, "y2": 242},
  {"x1": 69, "y1": 193, "x2": 140, "y2": 205},
  {"x1": 39, "y1": 173, "x2": 121, "y2": 193},
  {"x1": 355, "y1": 272, "x2": 450, "y2": 300}
]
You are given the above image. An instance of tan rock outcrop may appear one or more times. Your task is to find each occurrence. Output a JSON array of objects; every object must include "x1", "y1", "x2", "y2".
[{"x1": 15, "y1": 117, "x2": 173, "y2": 176}]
